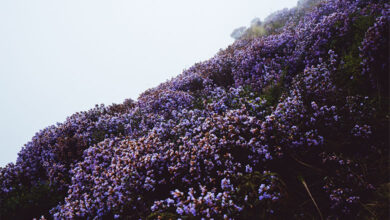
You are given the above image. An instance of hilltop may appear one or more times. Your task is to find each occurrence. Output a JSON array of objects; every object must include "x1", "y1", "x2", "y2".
[{"x1": 0, "y1": 0, "x2": 389, "y2": 219}]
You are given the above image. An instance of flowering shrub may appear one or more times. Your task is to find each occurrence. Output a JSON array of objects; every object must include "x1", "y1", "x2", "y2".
[{"x1": 0, "y1": 0, "x2": 389, "y2": 219}]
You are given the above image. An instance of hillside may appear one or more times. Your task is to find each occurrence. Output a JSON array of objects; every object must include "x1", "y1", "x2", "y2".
[{"x1": 1, "y1": 0, "x2": 389, "y2": 219}]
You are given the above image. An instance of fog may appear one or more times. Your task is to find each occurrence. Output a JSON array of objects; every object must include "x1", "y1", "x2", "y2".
[{"x1": 0, "y1": 0, "x2": 297, "y2": 166}]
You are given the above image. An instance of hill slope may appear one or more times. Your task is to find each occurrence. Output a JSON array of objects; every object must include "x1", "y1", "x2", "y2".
[{"x1": 1, "y1": 0, "x2": 389, "y2": 219}]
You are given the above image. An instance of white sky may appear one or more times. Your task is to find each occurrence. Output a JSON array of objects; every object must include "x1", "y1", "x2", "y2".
[{"x1": 0, "y1": 0, "x2": 297, "y2": 167}]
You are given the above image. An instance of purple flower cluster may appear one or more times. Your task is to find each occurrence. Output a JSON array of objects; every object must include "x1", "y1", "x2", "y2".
[
  {"x1": 1, "y1": 0, "x2": 389, "y2": 219},
  {"x1": 359, "y1": 5, "x2": 390, "y2": 93}
]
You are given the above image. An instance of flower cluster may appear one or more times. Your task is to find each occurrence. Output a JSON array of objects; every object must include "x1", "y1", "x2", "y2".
[{"x1": 0, "y1": 0, "x2": 389, "y2": 219}]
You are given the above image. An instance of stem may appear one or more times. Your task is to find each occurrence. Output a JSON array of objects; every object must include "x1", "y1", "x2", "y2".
[
  {"x1": 299, "y1": 176, "x2": 324, "y2": 220},
  {"x1": 291, "y1": 155, "x2": 325, "y2": 174}
]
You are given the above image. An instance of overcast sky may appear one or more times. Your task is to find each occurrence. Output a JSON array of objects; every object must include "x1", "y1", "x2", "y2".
[{"x1": 0, "y1": 0, "x2": 297, "y2": 167}]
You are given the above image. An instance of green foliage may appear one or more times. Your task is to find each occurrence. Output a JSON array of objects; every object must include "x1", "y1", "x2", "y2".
[
  {"x1": 243, "y1": 25, "x2": 267, "y2": 39},
  {"x1": 91, "y1": 129, "x2": 109, "y2": 144},
  {"x1": 360, "y1": 183, "x2": 390, "y2": 219},
  {"x1": 331, "y1": 14, "x2": 376, "y2": 96},
  {"x1": 236, "y1": 0, "x2": 320, "y2": 40},
  {"x1": 260, "y1": 72, "x2": 286, "y2": 107},
  {"x1": 261, "y1": 82, "x2": 283, "y2": 107},
  {"x1": 0, "y1": 181, "x2": 65, "y2": 220},
  {"x1": 234, "y1": 171, "x2": 287, "y2": 219},
  {"x1": 91, "y1": 124, "x2": 125, "y2": 145},
  {"x1": 147, "y1": 212, "x2": 179, "y2": 220}
]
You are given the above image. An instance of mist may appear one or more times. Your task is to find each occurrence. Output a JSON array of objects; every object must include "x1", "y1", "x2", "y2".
[{"x1": 0, "y1": 0, "x2": 298, "y2": 167}]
